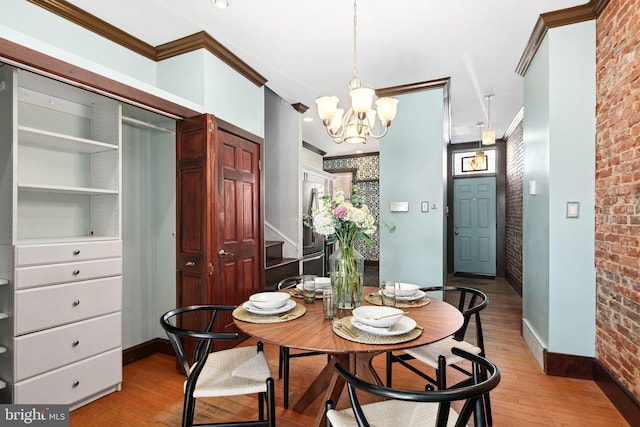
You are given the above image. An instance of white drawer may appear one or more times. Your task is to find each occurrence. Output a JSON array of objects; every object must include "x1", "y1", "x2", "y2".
[
  {"x1": 15, "y1": 276, "x2": 122, "y2": 335},
  {"x1": 15, "y1": 258, "x2": 122, "y2": 290},
  {"x1": 15, "y1": 240, "x2": 122, "y2": 267},
  {"x1": 14, "y1": 312, "x2": 122, "y2": 381},
  {"x1": 14, "y1": 348, "x2": 122, "y2": 406}
]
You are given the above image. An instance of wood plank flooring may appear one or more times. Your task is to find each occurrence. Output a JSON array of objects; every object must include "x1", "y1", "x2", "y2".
[{"x1": 70, "y1": 276, "x2": 629, "y2": 426}]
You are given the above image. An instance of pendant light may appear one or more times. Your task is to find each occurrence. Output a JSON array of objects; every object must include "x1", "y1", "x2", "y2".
[
  {"x1": 474, "y1": 122, "x2": 486, "y2": 168},
  {"x1": 482, "y1": 95, "x2": 495, "y2": 145}
]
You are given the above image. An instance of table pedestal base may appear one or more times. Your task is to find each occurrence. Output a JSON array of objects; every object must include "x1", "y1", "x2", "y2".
[{"x1": 293, "y1": 352, "x2": 383, "y2": 427}]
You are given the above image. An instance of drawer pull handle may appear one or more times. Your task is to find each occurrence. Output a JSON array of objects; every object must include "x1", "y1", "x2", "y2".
[
  {"x1": 72, "y1": 300, "x2": 80, "y2": 307},
  {"x1": 72, "y1": 340, "x2": 80, "y2": 347},
  {"x1": 72, "y1": 270, "x2": 80, "y2": 275},
  {"x1": 185, "y1": 261, "x2": 196, "y2": 267},
  {"x1": 73, "y1": 380, "x2": 80, "y2": 388},
  {"x1": 73, "y1": 249, "x2": 81, "y2": 255}
]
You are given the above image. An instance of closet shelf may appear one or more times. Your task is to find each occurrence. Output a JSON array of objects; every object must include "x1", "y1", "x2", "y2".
[
  {"x1": 0, "y1": 346, "x2": 6, "y2": 354},
  {"x1": 0, "y1": 278, "x2": 7, "y2": 286},
  {"x1": 0, "y1": 380, "x2": 5, "y2": 390},
  {"x1": 18, "y1": 183, "x2": 118, "y2": 195},
  {"x1": 0, "y1": 313, "x2": 8, "y2": 320},
  {"x1": 18, "y1": 126, "x2": 118, "y2": 153}
]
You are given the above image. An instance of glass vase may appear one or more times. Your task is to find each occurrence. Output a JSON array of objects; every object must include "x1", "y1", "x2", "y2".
[{"x1": 329, "y1": 245, "x2": 364, "y2": 309}]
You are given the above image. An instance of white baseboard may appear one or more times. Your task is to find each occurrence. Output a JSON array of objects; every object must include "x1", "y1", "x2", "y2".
[{"x1": 522, "y1": 318, "x2": 545, "y2": 370}]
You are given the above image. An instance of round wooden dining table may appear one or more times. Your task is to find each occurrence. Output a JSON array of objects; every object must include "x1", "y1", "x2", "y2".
[{"x1": 233, "y1": 286, "x2": 463, "y2": 426}]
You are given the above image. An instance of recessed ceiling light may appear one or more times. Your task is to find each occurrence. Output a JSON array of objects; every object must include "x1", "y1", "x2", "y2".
[
  {"x1": 355, "y1": 150, "x2": 363, "y2": 154},
  {"x1": 303, "y1": 117, "x2": 313, "y2": 122},
  {"x1": 211, "y1": 0, "x2": 230, "y2": 10}
]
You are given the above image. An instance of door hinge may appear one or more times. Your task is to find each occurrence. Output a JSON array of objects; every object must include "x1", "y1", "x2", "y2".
[
  {"x1": 208, "y1": 262, "x2": 214, "y2": 276},
  {"x1": 259, "y1": 160, "x2": 262, "y2": 170}
]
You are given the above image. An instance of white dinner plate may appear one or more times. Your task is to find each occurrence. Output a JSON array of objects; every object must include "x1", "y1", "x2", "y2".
[
  {"x1": 243, "y1": 299, "x2": 296, "y2": 315},
  {"x1": 350, "y1": 316, "x2": 417, "y2": 336},
  {"x1": 296, "y1": 277, "x2": 331, "y2": 293},
  {"x1": 379, "y1": 289, "x2": 426, "y2": 301}
]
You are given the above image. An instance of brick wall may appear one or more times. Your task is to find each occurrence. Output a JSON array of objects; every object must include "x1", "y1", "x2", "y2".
[
  {"x1": 595, "y1": 0, "x2": 640, "y2": 401},
  {"x1": 505, "y1": 122, "x2": 524, "y2": 291}
]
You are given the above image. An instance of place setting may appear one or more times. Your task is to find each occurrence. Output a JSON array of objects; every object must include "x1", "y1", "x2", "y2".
[
  {"x1": 232, "y1": 291, "x2": 306, "y2": 323},
  {"x1": 288, "y1": 276, "x2": 331, "y2": 300},
  {"x1": 332, "y1": 306, "x2": 423, "y2": 345},
  {"x1": 364, "y1": 281, "x2": 431, "y2": 308}
]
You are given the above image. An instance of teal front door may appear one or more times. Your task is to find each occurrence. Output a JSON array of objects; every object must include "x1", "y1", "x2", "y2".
[{"x1": 453, "y1": 176, "x2": 496, "y2": 275}]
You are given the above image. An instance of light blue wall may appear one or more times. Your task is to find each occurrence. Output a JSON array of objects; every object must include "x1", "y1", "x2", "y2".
[
  {"x1": 380, "y1": 88, "x2": 447, "y2": 287},
  {"x1": 1, "y1": 0, "x2": 156, "y2": 84},
  {"x1": 547, "y1": 21, "x2": 596, "y2": 356},
  {"x1": 523, "y1": 36, "x2": 551, "y2": 351},
  {"x1": 523, "y1": 21, "x2": 596, "y2": 358},
  {"x1": 0, "y1": 0, "x2": 264, "y2": 137},
  {"x1": 121, "y1": 123, "x2": 176, "y2": 348}
]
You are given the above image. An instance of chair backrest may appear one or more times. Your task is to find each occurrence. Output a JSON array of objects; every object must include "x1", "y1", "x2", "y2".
[
  {"x1": 160, "y1": 305, "x2": 239, "y2": 377},
  {"x1": 422, "y1": 286, "x2": 488, "y2": 350},
  {"x1": 333, "y1": 348, "x2": 500, "y2": 427},
  {"x1": 277, "y1": 275, "x2": 305, "y2": 290}
]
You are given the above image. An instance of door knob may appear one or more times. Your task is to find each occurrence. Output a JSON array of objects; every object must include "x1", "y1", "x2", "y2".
[
  {"x1": 454, "y1": 231, "x2": 459, "y2": 236},
  {"x1": 185, "y1": 261, "x2": 196, "y2": 267},
  {"x1": 219, "y1": 250, "x2": 234, "y2": 257}
]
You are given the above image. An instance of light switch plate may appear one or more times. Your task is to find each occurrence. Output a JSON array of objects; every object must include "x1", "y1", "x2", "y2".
[
  {"x1": 390, "y1": 202, "x2": 409, "y2": 212},
  {"x1": 566, "y1": 202, "x2": 580, "y2": 218},
  {"x1": 421, "y1": 201, "x2": 429, "y2": 212}
]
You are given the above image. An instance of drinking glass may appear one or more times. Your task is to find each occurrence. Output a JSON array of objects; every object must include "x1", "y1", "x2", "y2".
[
  {"x1": 380, "y1": 280, "x2": 396, "y2": 307},
  {"x1": 303, "y1": 275, "x2": 316, "y2": 303},
  {"x1": 322, "y1": 287, "x2": 336, "y2": 319}
]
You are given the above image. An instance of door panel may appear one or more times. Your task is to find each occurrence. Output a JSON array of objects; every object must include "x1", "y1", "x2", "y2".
[{"x1": 453, "y1": 176, "x2": 496, "y2": 275}]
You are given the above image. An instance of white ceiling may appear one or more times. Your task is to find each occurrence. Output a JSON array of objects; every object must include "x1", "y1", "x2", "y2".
[{"x1": 66, "y1": 0, "x2": 584, "y2": 156}]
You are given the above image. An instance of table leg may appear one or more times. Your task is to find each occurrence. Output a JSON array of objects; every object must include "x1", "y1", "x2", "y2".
[
  {"x1": 293, "y1": 355, "x2": 344, "y2": 413},
  {"x1": 309, "y1": 352, "x2": 384, "y2": 427}
]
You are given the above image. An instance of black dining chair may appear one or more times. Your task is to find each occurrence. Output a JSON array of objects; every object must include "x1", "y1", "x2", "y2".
[
  {"x1": 160, "y1": 305, "x2": 276, "y2": 427},
  {"x1": 327, "y1": 347, "x2": 500, "y2": 427},
  {"x1": 385, "y1": 285, "x2": 493, "y2": 425},
  {"x1": 276, "y1": 275, "x2": 331, "y2": 409}
]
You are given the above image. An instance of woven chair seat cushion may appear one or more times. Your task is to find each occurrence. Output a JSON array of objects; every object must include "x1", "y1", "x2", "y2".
[
  {"x1": 327, "y1": 399, "x2": 460, "y2": 427},
  {"x1": 404, "y1": 337, "x2": 481, "y2": 368},
  {"x1": 189, "y1": 346, "x2": 271, "y2": 398}
]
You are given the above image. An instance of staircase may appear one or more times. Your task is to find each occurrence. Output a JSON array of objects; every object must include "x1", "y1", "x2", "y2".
[{"x1": 264, "y1": 240, "x2": 299, "y2": 291}]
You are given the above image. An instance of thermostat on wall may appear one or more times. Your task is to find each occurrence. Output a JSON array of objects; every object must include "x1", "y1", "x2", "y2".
[{"x1": 390, "y1": 202, "x2": 409, "y2": 212}]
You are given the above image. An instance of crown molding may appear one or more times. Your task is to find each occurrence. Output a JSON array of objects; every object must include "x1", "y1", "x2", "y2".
[
  {"x1": 27, "y1": 0, "x2": 266, "y2": 87},
  {"x1": 27, "y1": 0, "x2": 156, "y2": 59},
  {"x1": 155, "y1": 32, "x2": 266, "y2": 87},
  {"x1": 302, "y1": 141, "x2": 326, "y2": 156},
  {"x1": 516, "y1": 0, "x2": 611, "y2": 76},
  {"x1": 504, "y1": 106, "x2": 524, "y2": 141},
  {"x1": 376, "y1": 77, "x2": 450, "y2": 98},
  {"x1": 291, "y1": 103, "x2": 309, "y2": 114}
]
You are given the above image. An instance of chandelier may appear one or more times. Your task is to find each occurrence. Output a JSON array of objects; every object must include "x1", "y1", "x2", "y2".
[{"x1": 315, "y1": 0, "x2": 399, "y2": 144}]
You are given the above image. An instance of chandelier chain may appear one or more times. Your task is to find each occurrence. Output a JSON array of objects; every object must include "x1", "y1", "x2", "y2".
[{"x1": 352, "y1": 0, "x2": 359, "y2": 80}]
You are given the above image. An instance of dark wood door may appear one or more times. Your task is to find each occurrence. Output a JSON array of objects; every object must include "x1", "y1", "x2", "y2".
[
  {"x1": 176, "y1": 115, "x2": 213, "y2": 336},
  {"x1": 213, "y1": 126, "x2": 263, "y2": 338},
  {"x1": 176, "y1": 114, "x2": 263, "y2": 352}
]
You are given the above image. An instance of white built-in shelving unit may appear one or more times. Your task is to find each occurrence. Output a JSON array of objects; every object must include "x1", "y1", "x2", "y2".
[{"x1": 0, "y1": 65, "x2": 122, "y2": 408}]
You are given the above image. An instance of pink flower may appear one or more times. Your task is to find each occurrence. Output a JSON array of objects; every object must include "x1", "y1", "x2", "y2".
[{"x1": 333, "y1": 206, "x2": 348, "y2": 220}]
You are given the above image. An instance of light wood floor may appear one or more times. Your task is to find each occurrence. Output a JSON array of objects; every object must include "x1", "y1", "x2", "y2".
[{"x1": 70, "y1": 276, "x2": 629, "y2": 426}]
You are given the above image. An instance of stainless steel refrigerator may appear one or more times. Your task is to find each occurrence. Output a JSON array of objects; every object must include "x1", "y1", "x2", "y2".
[{"x1": 302, "y1": 179, "x2": 327, "y2": 276}]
